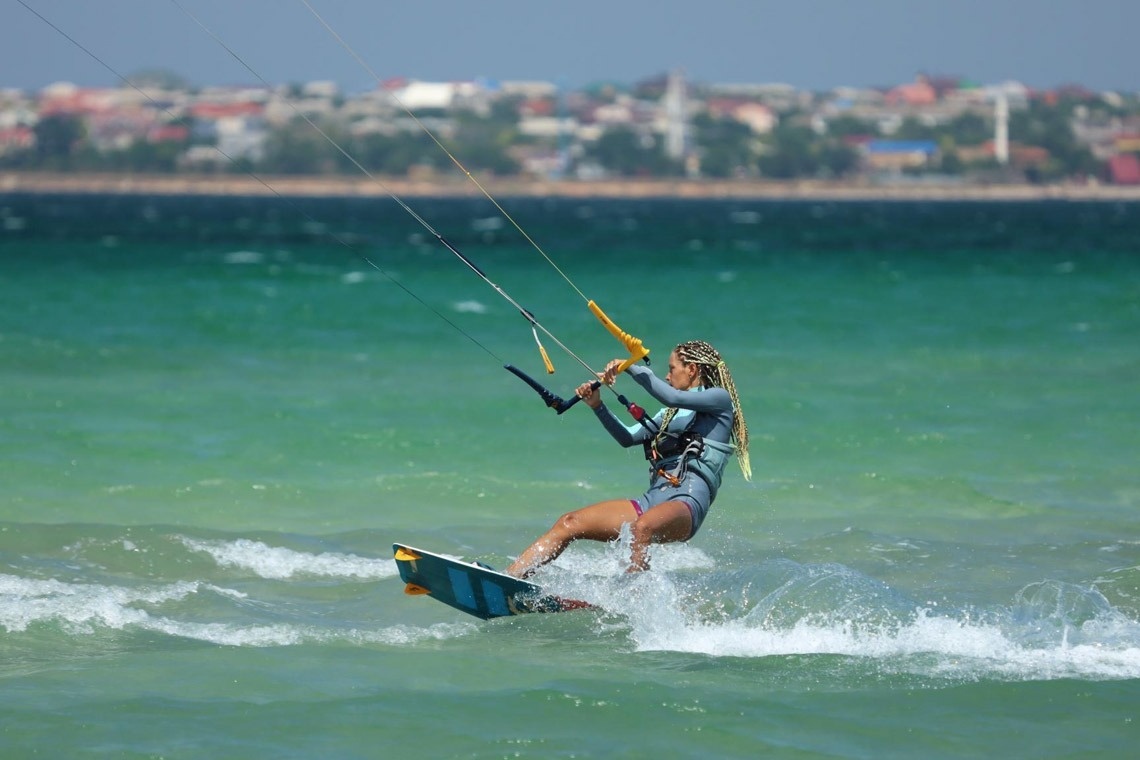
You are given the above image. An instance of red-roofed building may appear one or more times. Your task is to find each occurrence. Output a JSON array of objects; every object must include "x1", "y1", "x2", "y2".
[
  {"x1": 147, "y1": 124, "x2": 190, "y2": 143},
  {"x1": 956, "y1": 141, "x2": 1051, "y2": 169},
  {"x1": 38, "y1": 86, "x2": 116, "y2": 117},
  {"x1": 189, "y1": 102, "x2": 264, "y2": 120},
  {"x1": 518, "y1": 98, "x2": 555, "y2": 118},
  {"x1": 1108, "y1": 154, "x2": 1140, "y2": 185},
  {"x1": 885, "y1": 76, "x2": 937, "y2": 107},
  {"x1": 0, "y1": 125, "x2": 34, "y2": 155}
]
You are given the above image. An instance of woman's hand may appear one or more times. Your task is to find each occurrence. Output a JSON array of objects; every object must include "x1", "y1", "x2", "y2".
[
  {"x1": 576, "y1": 380, "x2": 602, "y2": 409},
  {"x1": 601, "y1": 359, "x2": 624, "y2": 386},
  {"x1": 577, "y1": 358, "x2": 624, "y2": 409}
]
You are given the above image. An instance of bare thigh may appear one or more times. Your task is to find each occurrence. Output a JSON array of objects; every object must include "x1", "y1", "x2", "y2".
[
  {"x1": 632, "y1": 500, "x2": 694, "y2": 544},
  {"x1": 626, "y1": 500, "x2": 694, "y2": 571},
  {"x1": 555, "y1": 498, "x2": 641, "y2": 541}
]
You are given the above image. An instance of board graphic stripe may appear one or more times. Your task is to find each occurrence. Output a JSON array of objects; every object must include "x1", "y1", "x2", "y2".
[
  {"x1": 448, "y1": 567, "x2": 477, "y2": 611},
  {"x1": 480, "y1": 579, "x2": 510, "y2": 617}
]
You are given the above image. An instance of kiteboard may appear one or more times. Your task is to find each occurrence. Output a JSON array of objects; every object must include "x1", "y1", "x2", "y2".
[{"x1": 392, "y1": 543, "x2": 592, "y2": 620}]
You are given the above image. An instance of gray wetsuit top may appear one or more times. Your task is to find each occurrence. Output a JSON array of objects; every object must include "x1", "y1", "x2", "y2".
[{"x1": 591, "y1": 364, "x2": 736, "y2": 536}]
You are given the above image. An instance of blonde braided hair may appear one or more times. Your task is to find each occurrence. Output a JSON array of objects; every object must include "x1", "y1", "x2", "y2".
[{"x1": 653, "y1": 340, "x2": 752, "y2": 481}]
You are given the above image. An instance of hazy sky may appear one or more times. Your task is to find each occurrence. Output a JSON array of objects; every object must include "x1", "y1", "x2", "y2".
[{"x1": 6, "y1": 0, "x2": 1140, "y2": 93}]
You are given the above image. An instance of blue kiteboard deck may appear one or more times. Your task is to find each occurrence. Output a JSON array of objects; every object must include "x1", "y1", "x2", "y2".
[{"x1": 392, "y1": 543, "x2": 591, "y2": 620}]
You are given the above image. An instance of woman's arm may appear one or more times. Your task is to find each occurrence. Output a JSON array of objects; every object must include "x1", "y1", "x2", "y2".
[
  {"x1": 576, "y1": 377, "x2": 649, "y2": 448},
  {"x1": 592, "y1": 404, "x2": 650, "y2": 448},
  {"x1": 626, "y1": 364, "x2": 732, "y2": 412}
]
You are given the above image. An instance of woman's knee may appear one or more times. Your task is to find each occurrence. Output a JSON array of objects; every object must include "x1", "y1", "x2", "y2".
[
  {"x1": 551, "y1": 510, "x2": 584, "y2": 537},
  {"x1": 628, "y1": 515, "x2": 658, "y2": 545}
]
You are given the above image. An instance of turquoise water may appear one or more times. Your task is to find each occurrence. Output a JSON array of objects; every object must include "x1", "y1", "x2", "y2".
[{"x1": 2, "y1": 194, "x2": 1139, "y2": 757}]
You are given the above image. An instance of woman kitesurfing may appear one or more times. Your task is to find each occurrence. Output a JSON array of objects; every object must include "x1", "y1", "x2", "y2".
[{"x1": 507, "y1": 342, "x2": 751, "y2": 577}]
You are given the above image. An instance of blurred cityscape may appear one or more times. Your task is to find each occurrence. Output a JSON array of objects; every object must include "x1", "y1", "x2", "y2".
[{"x1": 2, "y1": 70, "x2": 1140, "y2": 188}]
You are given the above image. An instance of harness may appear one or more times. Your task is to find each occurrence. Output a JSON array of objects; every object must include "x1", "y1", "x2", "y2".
[
  {"x1": 641, "y1": 409, "x2": 735, "y2": 493},
  {"x1": 642, "y1": 411, "x2": 702, "y2": 487},
  {"x1": 648, "y1": 434, "x2": 706, "y2": 487}
]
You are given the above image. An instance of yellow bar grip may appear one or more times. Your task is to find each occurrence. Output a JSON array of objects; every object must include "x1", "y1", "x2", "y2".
[{"x1": 588, "y1": 300, "x2": 649, "y2": 372}]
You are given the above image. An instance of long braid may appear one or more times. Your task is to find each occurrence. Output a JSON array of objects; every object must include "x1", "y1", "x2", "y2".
[{"x1": 667, "y1": 340, "x2": 752, "y2": 481}]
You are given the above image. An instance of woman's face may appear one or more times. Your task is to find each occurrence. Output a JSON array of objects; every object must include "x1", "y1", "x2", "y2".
[{"x1": 665, "y1": 351, "x2": 699, "y2": 390}]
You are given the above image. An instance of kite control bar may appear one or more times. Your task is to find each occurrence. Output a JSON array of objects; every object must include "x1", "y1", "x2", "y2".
[
  {"x1": 506, "y1": 299, "x2": 651, "y2": 416},
  {"x1": 505, "y1": 365, "x2": 655, "y2": 436},
  {"x1": 505, "y1": 364, "x2": 580, "y2": 414}
]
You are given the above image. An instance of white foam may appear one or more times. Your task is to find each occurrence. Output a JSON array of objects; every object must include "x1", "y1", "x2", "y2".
[
  {"x1": 178, "y1": 537, "x2": 398, "y2": 580},
  {"x1": 0, "y1": 573, "x2": 235, "y2": 634},
  {"x1": 531, "y1": 546, "x2": 1140, "y2": 681},
  {"x1": 584, "y1": 572, "x2": 1140, "y2": 682},
  {"x1": 539, "y1": 527, "x2": 717, "y2": 579},
  {"x1": 139, "y1": 618, "x2": 476, "y2": 648},
  {"x1": 222, "y1": 250, "x2": 264, "y2": 264},
  {"x1": 471, "y1": 216, "x2": 504, "y2": 232},
  {"x1": 0, "y1": 572, "x2": 475, "y2": 647},
  {"x1": 452, "y1": 299, "x2": 488, "y2": 314}
]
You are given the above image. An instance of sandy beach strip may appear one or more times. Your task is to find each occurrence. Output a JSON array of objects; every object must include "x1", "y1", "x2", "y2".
[{"x1": 4, "y1": 171, "x2": 1140, "y2": 201}]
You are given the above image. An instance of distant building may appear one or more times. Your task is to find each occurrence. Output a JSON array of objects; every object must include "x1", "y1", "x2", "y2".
[
  {"x1": 388, "y1": 81, "x2": 465, "y2": 111},
  {"x1": 38, "y1": 83, "x2": 116, "y2": 116},
  {"x1": 302, "y1": 81, "x2": 339, "y2": 99},
  {"x1": 885, "y1": 76, "x2": 938, "y2": 107},
  {"x1": 189, "y1": 102, "x2": 264, "y2": 121},
  {"x1": 705, "y1": 99, "x2": 777, "y2": 134},
  {"x1": 1115, "y1": 133, "x2": 1140, "y2": 153},
  {"x1": 0, "y1": 125, "x2": 33, "y2": 155},
  {"x1": 147, "y1": 124, "x2": 189, "y2": 143},
  {"x1": 499, "y1": 81, "x2": 559, "y2": 99},
  {"x1": 518, "y1": 115, "x2": 575, "y2": 139},
  {"x1": 86, "y1": 108, "x2": 155, "y2": 151},
  {"x1": 1108, "y1": 154, "x2": 1140, "y2": 185},
  {"x1": 862, "y1": 140, "x2": 939, "y2": 171},
  {"x1": 215, "y1": 116, "x2": 267, "y2": 162}
]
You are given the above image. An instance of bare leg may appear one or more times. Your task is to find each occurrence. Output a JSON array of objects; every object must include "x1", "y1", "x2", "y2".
[
  {"x1": 506, "y1": 498, "x2": 639, "y2": 578},
  {"x1": 627, "y1": 500, "x2": 693, "y2": 572}
]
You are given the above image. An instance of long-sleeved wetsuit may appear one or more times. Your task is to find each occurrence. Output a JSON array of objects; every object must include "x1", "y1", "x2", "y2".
[{"x1": 590, "y1": 363, "x2": 736, "y2": 536}]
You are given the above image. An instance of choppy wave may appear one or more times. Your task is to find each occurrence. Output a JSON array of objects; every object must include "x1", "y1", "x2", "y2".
[
  {"x1": 0, "y1": 567, "x2": 471, "y2": 649},
  {"x1": 177, "y1": 536, "x2": 398, "y2": 580},
  {"x1": 3, "y1": 528, "x2": 1139, "y2": 683},
  {"x1": 539, "y1": 549, "x2": 1140, "y2": 682}
]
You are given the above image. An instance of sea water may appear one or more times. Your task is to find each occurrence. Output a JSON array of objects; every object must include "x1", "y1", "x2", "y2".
[{"x1": 1, "y1": 194, "x2": 1138, "y2": 757}]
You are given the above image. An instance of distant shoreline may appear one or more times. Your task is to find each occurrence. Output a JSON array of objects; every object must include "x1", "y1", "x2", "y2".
[{"x1": 4, "y1": 171, "x2": 1140, "y2": 201}]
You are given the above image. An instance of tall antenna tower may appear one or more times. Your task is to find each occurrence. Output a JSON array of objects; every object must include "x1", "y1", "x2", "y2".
[
  {"x1": 664, "y1": 69, "x2": 687, "y2": 162},
  {"x1": 994, "y1": 92, "x2": 1009, "y2": 166}
]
